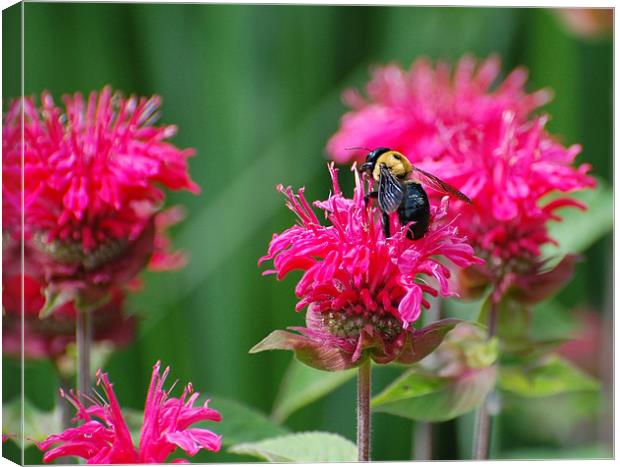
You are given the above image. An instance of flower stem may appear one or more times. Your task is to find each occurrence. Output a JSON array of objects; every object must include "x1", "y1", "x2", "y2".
[
  {"x1": 412, "y1": 295, "x2": 440, "y2": 460},
  {"x1": 472, "y1": 295, "x2": 498, "y2": 459},
  {"x1": 76, "y1": 308, "x2": 92, "y2": 401},
  {"x1": 473, "y1": 402, "x2": 493, "y2": 459},
  {"x1": 357, "y1": 358, "x2": 372, "y2": 461},
  {"x1": 413, "y1": 422, "x2": 433, "y2": 460}
]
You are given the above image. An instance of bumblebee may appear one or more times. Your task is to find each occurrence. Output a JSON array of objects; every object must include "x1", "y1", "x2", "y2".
[{"x1": 360, "y1": 147, "x2": 472, "y2": 240}]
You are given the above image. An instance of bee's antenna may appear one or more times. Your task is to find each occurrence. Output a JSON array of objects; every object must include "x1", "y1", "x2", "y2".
[{"x1": 345, "y1": 146, "x2": 371, "y2": 152}]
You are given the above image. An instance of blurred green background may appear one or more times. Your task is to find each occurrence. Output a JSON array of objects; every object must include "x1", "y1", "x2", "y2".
[{"x1": 3, "y1": 4, "x2": 613, "y2": 463}]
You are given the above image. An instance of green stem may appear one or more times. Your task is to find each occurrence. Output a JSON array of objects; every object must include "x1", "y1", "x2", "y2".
[
  {"x1": 472, "y1": 295, "x2": 499, "y2": 459},
  {"x1": 357, "y1": 359, "x2": 372, "y2": 461},
  {"x1": 76, "y1": 308, "x2": 92, "y2": 401},
  {"x1": 412, "y1": 295, "x2": 440, "y2": 460},
  {"x1": 413, "y1": 422, "x2": 433, "y2": 460}
]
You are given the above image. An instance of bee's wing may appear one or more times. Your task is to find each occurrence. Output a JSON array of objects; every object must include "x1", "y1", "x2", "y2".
[
  {"x1": 411, "y1": 165, "x2": 472, "y2": 204},
  {"x1": 378, "y1": 164, "x2": 405, "y2": 213}
]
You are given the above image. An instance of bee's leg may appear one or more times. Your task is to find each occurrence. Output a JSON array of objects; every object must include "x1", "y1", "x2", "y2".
[
  {"x1": 382, "y1": 212, "x2": 391, "y2": 238},
  {"x1": 364, "y1": 191, "x2": 378, "y2": 206}
]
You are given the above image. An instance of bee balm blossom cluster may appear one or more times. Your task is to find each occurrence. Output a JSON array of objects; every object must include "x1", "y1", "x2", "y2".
[
  {"x1": 2, "y1": 87, "x2": 199, "y2": 311},
  {"x1": 327, "y1": 56, "x2": 595, "y2": 301},
  {"x1": 253, "y1": 164, "x2": 482, "y2": 370},
  {"x1": 38, "y1": 362, "x2": 222, "y2": 464}
]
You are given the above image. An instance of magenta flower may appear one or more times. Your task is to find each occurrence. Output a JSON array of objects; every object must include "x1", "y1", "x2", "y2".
[
  {"x1": 326, "y1": 56, "x2": 595, "y2": 302},
  {"x1": 253, "y1": 164, "x2": 482, "y2": 370},
  {"x1": 2, "y1": 87, "x2": 198, "y2": 308},
  {"x1": 327, "y1": 55, "x2": 549, "y2": 165},
  {"x1": 38, "y1": 362, "x2": 222, "y2": 464}
]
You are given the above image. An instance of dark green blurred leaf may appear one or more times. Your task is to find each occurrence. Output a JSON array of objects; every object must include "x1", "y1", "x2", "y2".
[
  {"x1": 501, "y1": 390, "x2": 603, "y2": 446},
  {"x1": 229, "y1": 431, "x2": 357, "y2": 462},
  {"x1": 499, "y1": 355, "x2": 599, "y2": 398},
  {"x1": 501, "y1": 337, "x2": 570, "y2": 360},
  {"x1": 530, "y1": 298, "x2": 578, "y2": 340},
  {"x1": 271, "y1": 359, "x2": 356, "y2": 423},
  {"x1": 477, "y1": 295, "x2": 531, "y2": 343},
  {"x1": 543, "y1": 178, "x2": 613, "y2": 258},
  {"x1": 2, "y1": 398, "x2": 61, "y2": 448},
  {"x1": 500, "y1": 444, "x2": 612, "y2": 460},
  {"x1": 206, "y1": 395, "x2": 290, "y2": 447},
  {"x1": 371, "y1": 366, "x2": 496, "y2": 422},
  {"x1": 443, "y1": 292, "x2": 490, "y2": 322}
]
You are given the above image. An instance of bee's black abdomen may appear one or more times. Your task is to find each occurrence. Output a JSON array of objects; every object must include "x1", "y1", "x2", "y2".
[{"x1": 398, "y1": 182, "x2": 430, "y2": 240}]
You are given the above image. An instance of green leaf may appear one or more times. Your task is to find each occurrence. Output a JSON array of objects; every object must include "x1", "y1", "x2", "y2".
[
  {"x1": 371, "y1": 366, "x2": 496, "y2": 422},
  {"x1": 478, "y1": 295, "x2": 531, "y2": 339},
  {"x1": 443, "y1": 292, "x2": 490, "y2": 322},
  {"x1": 206, "y1": 395, "x2": 290, "y2": 447},
  {"x1": 501, "y1": 337, "x2": 570, "y2": 360},
  {"x1": 500, "y1": 444, "x2": 612, "y2": 460},
  {"x1": 229, "y1": 431, "x2": 357, "y2": 462},
  {"x1": 543, "y1": 178, "x2": 613, "y2": 257},
  {"x1": 2, "y1": 398, "x2": 62, "y2": 448},
  {"x1": 499, "y1": 354, "x2": 600, "y2": 397},
  {"x1": 272, "y1": 359, "x2": 356, "y2": 423},
  {"x1": 250, "y1": 329, "x2": 359, "y2": 371},
  {"x1": 39, "y1": 288, "x2": 74, "y2": 318},
  {"x1": 530, "y1": 298, "x2": 579, "y2": 340}
]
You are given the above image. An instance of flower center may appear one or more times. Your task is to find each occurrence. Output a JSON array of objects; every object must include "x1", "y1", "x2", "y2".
[
  {"x1": 321, "y1": 310, "x2": 403, "y2": 342},
  {"x1": 35, "y1": 234, "x2": 128, "y2": 271}
]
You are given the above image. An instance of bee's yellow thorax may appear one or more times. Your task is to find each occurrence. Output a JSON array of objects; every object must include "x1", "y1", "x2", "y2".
[{"x1": 372, "y1": 151, "x2": 413, "y2": 180}]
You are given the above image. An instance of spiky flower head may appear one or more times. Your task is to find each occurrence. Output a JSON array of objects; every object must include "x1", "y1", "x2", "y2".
[
  {"x1": 326, "y1": 56, "x2": 595, "y2": 302},
  {"x1": 253, "y1": 164, "x2": 482, "y2": 370},
  {"x1": 2, "y1": 87, "x2": 198, "y2": 308},
  {"x1": 38, "y1": 362, "x2": 221, "y2": 463}
]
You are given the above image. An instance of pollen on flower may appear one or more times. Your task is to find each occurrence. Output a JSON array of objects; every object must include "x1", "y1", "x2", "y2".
[{"x1": 322, "y1": 311, "x2": 403, "y2": 342}]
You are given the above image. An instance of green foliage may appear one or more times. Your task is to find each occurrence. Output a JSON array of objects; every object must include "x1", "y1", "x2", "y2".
[
  {"x1": 500, "y1": 444, "x2": 612, "y2": 460},
  {"x1": 206, "y1": 395, "x2": 290, "y2": 447},
  {"x1": 543, "y1": 178, "x2": 613, "y2": 258},
  {"x1": 271, "y1": 360, "x2": 356, "y2": 423},
  {"x1": 371, "y1": 366, "x2": 496, "y2": 422},
  {"x1": 498, "y1": 355, "x2": 600, "y2": 398},
  {"x1": 2, "y1": 398, "x2": 62, "y2": 448},
  {"x1": 501, "y1": 390, "x2": 604, "y2": 448},
  {"x1": 229, "y1": 432, "x2": 357, "y2": 462}
]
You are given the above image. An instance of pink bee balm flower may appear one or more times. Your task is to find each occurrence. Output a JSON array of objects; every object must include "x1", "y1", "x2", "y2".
[
  {"x1": 38, "y1": 362, "x2": 222, "y2": 464},
  {"x1": 327, "y1": 55, "x2": 550, "y2": 165},
  {"x1": 253, "y1": 164, "x2": 482, "y2": 370},
  {"x1": 327, "y1": 56, "x2": 595, "y2": 302},
  {"x1": 2, "y1": 87, "x2": 199, "y2": 307}
]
